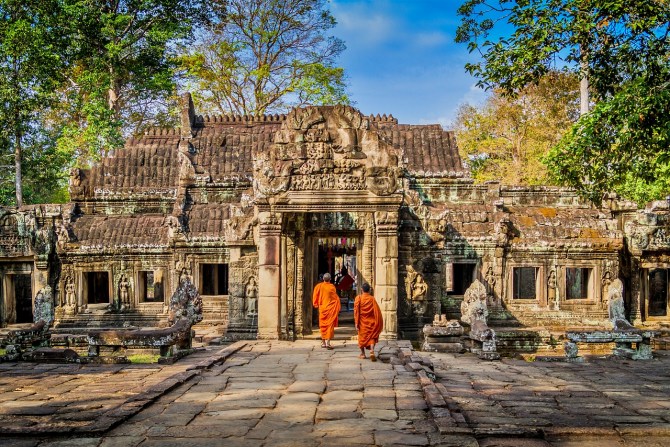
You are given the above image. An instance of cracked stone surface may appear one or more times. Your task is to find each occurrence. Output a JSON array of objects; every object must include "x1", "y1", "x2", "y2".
[{"x1": 0, "y1": 341, "x2": 669, "y2": 446}]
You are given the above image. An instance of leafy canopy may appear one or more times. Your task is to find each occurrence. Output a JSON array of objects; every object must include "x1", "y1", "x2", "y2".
[
  {"x1": 0, "y1": 0, "x2": 69, "y2": 205},
  {"x1": 457, "y1": 0, "x2": 670, "y2": 204},
  {"x1": 178, "y1": 0, "x2": 349, "y2": 116},
  {"x1": 455, "y1": 71, "x2": 579, "y2": 185},
  {"x1": 56, "y1": 0, "x2": 208, "y2": 162}
]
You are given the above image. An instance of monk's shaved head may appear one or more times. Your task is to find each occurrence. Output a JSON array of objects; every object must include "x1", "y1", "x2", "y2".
[
  {"x1": 323, "y1": 273, "x2": 331, "y2": 281},
  {"x1": 362, "y1": 283, "x2": 370, "y2": 293}
]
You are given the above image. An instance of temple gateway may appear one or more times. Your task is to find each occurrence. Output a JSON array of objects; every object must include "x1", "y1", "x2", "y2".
[{"x1": 1, "y1": 93, "x2": 669, "y2": 343}]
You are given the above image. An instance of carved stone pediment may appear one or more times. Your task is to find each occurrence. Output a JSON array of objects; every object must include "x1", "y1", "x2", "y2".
[{"x1": 252, "y1": 106, "x2": 401, "y2": 200}]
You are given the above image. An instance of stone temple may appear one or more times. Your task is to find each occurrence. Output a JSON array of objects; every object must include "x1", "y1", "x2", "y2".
[{"x1": 1, "y1": 93, "x2": 669, "y2": 345}]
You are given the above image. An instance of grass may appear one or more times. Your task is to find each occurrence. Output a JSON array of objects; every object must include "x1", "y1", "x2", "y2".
[
  {"x1": 0, "y1": 348, "x2": 5, "y2": 356},
  {"x1": 127, "y1": 353, "x2": 161, "y2": 364}
]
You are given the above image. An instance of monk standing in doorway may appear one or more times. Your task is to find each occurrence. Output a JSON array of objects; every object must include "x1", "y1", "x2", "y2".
[
  {"x1": 313, "y1": 273, "x2": 341, "y2": 349},
  {"x1": 354, "y1": 282, "x2": 383, "y2": 361}
]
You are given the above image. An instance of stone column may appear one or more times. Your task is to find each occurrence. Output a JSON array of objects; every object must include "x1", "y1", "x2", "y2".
[
  {"x1": 375, "y1": 211, "x2": 399, "y2": 340},
  {"x1": 257, "y1": 212, "x2": 282, "y2": 339},
  {"x1": 630, "y1": 258, "x2": 643, "y2": 325}
]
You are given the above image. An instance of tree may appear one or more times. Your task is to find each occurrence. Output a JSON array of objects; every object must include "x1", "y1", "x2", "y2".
[
  {"x1": 178, "y1": 0, "x2": 349, "y2": 117},
  {"x1": 455, "y1": 71, "x2": 579, "y2": 185},
  {"x1": 56, "y1": 0, "x2": 208, "y2": 162},
  {"x1": 456, "y1": 0, "x2": 670, "y2": 204},
  {"x1": 0, "y1": 0, "x2": 67, "y2": 206}
]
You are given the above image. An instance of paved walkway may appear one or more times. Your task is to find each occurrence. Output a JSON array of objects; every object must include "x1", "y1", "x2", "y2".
[{"x1": 0, "y1": 338, "x2": 668, "y2": 446}]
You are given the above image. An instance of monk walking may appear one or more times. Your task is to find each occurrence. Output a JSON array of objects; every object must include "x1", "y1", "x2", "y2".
[
  {"x1": 312, "y1": 273, "x2": 341, "y2": 349},
  {"x1": 354, "y1": 282, "x2": 383, "y2": 361}
]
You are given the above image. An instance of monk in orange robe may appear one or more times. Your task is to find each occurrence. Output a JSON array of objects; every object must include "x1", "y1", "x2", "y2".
[
  {"x1": 312, "y1": 273, "x2": 341, "y2": 349},
  {"x1": 354, "y1": 282, "x2": 383, "y2": 361}
]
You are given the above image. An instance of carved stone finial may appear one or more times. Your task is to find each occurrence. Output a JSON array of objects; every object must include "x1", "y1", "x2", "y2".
[
  {"x1": 168, "y1": 279, "x2": 203, "y2": 326},
  {"x1": 33, "y1": 285, "x2": 54, "y2": 330},
  {"x1": 460, "y1": 280, "x2": 488, "y2": 326},
  {"x1": 608, "y1": 279, "x2": 635, "y2": 331}
]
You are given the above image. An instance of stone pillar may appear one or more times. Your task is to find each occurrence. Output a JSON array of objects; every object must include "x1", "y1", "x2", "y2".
[
  {"x1": 630, "y1": 258, "x2": 643, "y2": 325},
  {"x1": 257, "y1": 212, "x2": 282, "y2": 339},
  {"x1": 375, "y1": 211, "x2": 399, "y2": 340}
]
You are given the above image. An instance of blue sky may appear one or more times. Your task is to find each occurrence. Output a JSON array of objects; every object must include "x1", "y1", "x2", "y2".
[{"x1": 330, "y1": 0, "x2": 488, "y2": 129}]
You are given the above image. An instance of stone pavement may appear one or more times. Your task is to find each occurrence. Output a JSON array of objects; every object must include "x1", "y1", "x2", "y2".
[
  {"x1": 0, "y1": 343, "x2": 245, "y2": 436},
  {"x1": 425, "y1": 350, "x2": 670, "y2": 447},
  {"x1": 0, "y1": 339, "x2": 669, "y2": 446}
]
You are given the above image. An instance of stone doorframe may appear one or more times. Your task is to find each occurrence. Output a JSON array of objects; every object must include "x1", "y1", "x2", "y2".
[{"x1": 256, "y1": 206, "x2": 400, "y2": 340}]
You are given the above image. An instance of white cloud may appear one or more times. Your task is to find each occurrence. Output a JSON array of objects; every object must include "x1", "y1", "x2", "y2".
[
  {"x1": 331, "y1": 1, "x2": 397, "y2": 46},
  {"x1": 414, "y1": 31, "x2": 449, "y2": 48}
]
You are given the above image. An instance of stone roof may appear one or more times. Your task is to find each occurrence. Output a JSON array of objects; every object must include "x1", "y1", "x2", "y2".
[
  {"x1": 186, "y1": 204, "x2": 231, "y2": 239},
  {"x1": 190, "y1": 121, "x2": 282, "y2": 181},
  {"x1": 70, "y1": 215, "x2": 170, "y2": 250},
  {"x1": 78, "y1": 135, "x2": 180, "y2": 198},
  {"x1": 75, "y1": 106, "x2": 466, "y2": 199},
  {"x1": 507, "y1": 206, "x2": 623, "y2": 249},
  {"x1": 377, "y1": 124, "x2": 463, "y2": 176}
]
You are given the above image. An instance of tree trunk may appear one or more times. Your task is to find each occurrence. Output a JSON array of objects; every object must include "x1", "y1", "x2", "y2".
[
  {"x1": 580, "y1": 50, "x2": 589, "y2": 115},
  {"x1": 108, "y1": 66, "x2": 120, "y2": 117},
  {"x1": 14, "y1": 132, "x2": 23, "y2": 207}
]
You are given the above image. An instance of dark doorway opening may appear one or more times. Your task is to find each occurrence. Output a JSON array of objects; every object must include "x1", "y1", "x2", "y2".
[
  {"x1": 87, "y1": 272, "x2": 110, "y2": 305},
  {"x1": 447, "y1": 263, "x2": 476, "y2": 296},
  {"x1": 201, "y1": 264, "x2": 229, "y2": 296},
  {"x1": 15, "y1": 274, "x2": 32, "y2": 323},
  {"x1": 314, "y1": 235, "x2": 359, "y2": 327},
  {"x1": 649, "y1": 268, "x2": 668, "y2": 317}
]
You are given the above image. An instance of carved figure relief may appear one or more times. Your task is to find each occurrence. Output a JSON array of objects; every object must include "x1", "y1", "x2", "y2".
[
  {"x1": 68, "y1": 168, "x2": 82, "y2": 196},
  {"x1": 245, "y1": 276, "x2": 258, "y2": 317},
  {"x1": 175, "y1": 254, "x2": 192, "y2": 284},
  {"x1": 547, "y1": 269, "x2": 557, "y2": 309},
  {"x1": 411, "y1": 275, "x2": 428, "y2": 301},
  {"x1": 119, "y1": 274, "x2": 130, "y2": 310},
  {"x1": 494, "y1": 219, "x2": 511, "y2": 246},
  {"x1": 65, "y1": 276, "x2": 76, "y2": 308},
  {"x1": 405, "y1": 265, "x2": 419, "y2": 301},
  {"x1": 252, "y1": 105, "x2": 401, "y2": 200},
  {"x1": 601, "y1": 270, "x2": 613, "y2": 306}
]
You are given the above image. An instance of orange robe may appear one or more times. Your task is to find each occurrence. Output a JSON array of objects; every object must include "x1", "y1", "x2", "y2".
[
  {"x1": 313, "y1": 282, "x2": 340, "y2": 339},
  {"x1": 354, "y1": 292, "x2": 383, "y2": 349}
]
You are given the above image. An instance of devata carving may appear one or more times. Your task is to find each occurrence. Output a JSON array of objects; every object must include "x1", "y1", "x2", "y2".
[
  {"x1": 252, "y1": 105, "x2": 401, "y2": 200},
  {"x1": 245, "y1": 276, "x2": 258, "y2": 317},
  {"x1": 405, "y1": 265, "x2": 428, "y2": 301}
]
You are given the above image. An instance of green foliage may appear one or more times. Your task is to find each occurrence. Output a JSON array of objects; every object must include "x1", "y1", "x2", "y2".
[
  {"x1": 178, "y1": 0, "x2": 349, "y2": 116},
  {"x1": 546, "y1": 73, "x2": 670, "y2": 204},
  {"x1": 0, "y1": 0, "x2": 68, "y2": 206},
  {"x1": 128, "y1": 353, "x2": 160, "y2": 363},
  {"x1": 455, "y1": 71, "x2": 579, "y2": 185},
  {"x1": 457, "y1": 0, "x2": 670, "y2": 204},
  {"x1": 56, "y1": 0, "x2": 206, "y2": 160},
  {"x1": 0, "y1": 1, "x2": 209, "y2": 206}
]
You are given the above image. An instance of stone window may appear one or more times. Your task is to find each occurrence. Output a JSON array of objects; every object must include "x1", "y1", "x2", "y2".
[
  {"x1": 565, "y1": 267, "x2": 592, "y2": 300},
  {"x1": 512, "y1": 267, "x2": 537, "y2": 300},
  {"x1": 201, "y1": 264, "x2": 229, "y2": 296},
  {"x1": 86, "y1": 272, "x2": 110, "y2": 304},
  {"x1": 648, "y1": 269, "x2": 668, "y2": 317},
  {"x1": 139, "y1": 270, "x2": 164, "y2": 302},
  {"x1": 446, "y1": 263, "x2": 476, "y2": 295}
]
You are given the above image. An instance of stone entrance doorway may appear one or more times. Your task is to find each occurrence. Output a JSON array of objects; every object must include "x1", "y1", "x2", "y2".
[
  {"x1": 310, "y1": 233, "x2": 362, "y2": 330},
  {"x1": 14, "y1": 274, "x2": 33, "y2": 324},
  {"x1": 1, "y1": 264, "x2": 34, "y2": 325}
]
